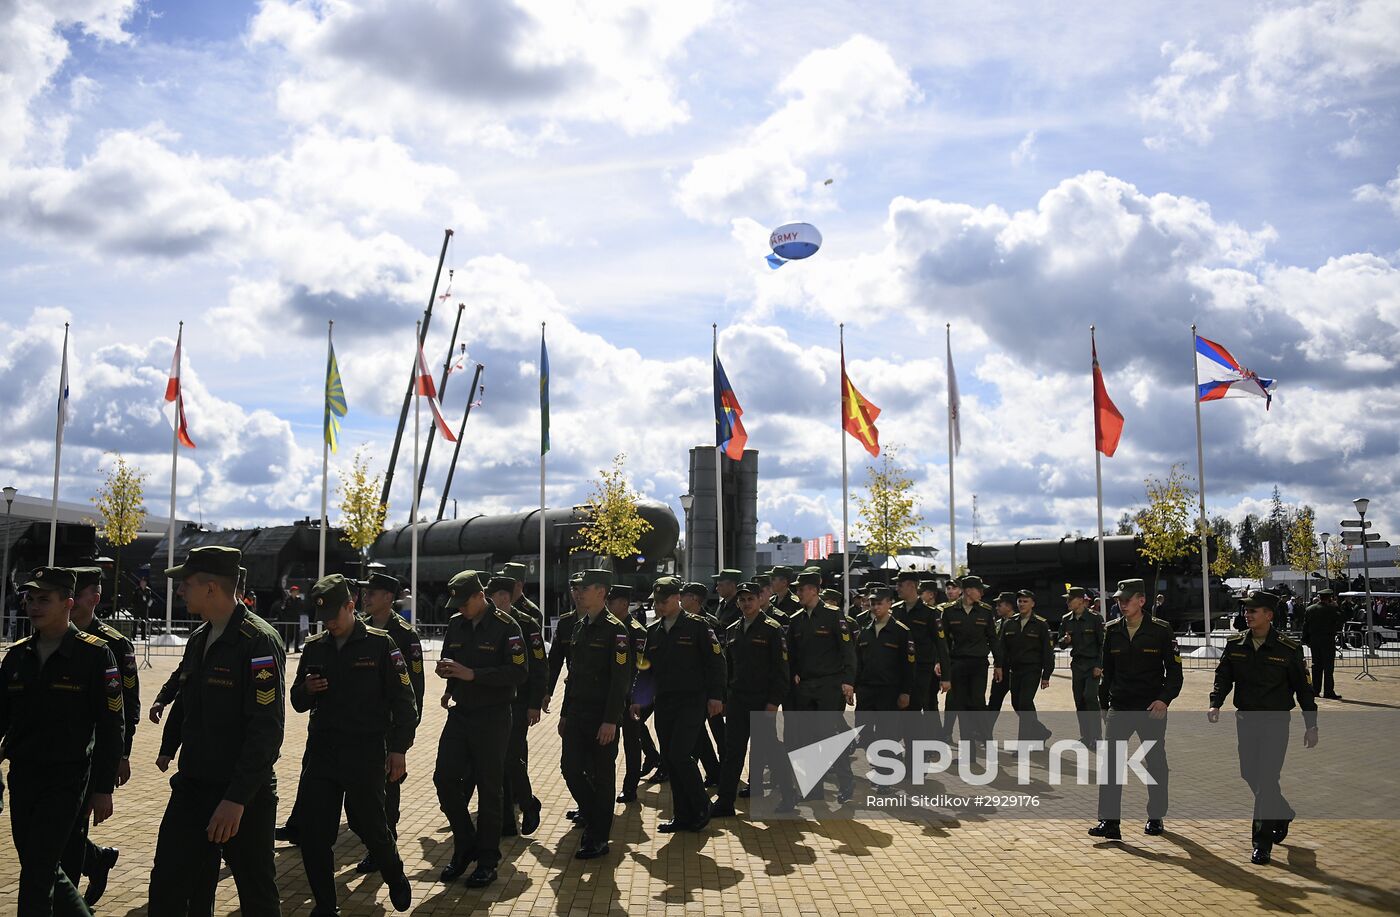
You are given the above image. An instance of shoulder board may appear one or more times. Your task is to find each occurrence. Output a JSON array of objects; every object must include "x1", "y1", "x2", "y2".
[
  {"x1": 239, "y1": 619, "x2": 259, "y2": 638},
  {"x1": 1276, "y1": 635, "x2": 1301, "y2": 650},
  {"x1": 1033, "y1": 614, "x2": 1047, "y2": 623},
  {"x1": 391, "y1": 613, "x2": 417, "y2": 634},
  {"x1": 890, "y1": 600, "x2": 907, "y2": 611},
  {"x1": 602, "y1": 612, "x2": 624, "y2": 629},
  {"x1": 1149, "y1": 617, "x2": 1173, "y2": 629},
  {"x1": 1230, "y1": 632, "x2": 1249, "y2": 644},
  {"x1": 494, "y1": 608, "x2": 515, "y2": 625},
  {"x1": 96, "y1": 620, "x2": 124, "y2": 640},
  {"x1": 365, "y1": 624, "x2": 390, "y2": 638},
  {"x1": 890, "y1": 618, "x2": 911, "y2": 631},
  {"x1": 76, "y1": 630, "x2": 106, "y2": 647},
  {"x1": 1104, "y1": 618, "x2": 1123, "y2": 628},
  {"x1": 10, "y1": 633, "x2": 34, "y2": 646},
  {"x1": 304, "y1": 630, "x2": 327, "y2": 643},
  {"x1": 628, "y1": 616, "x2": 646, "y2": 632},
  {"x1": 762, "y1": 616, "x2": 783, "y2": 630}
]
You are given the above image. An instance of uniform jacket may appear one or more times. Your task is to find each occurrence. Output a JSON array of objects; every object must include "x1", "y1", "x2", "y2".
[
  {"x1": 998, "y1": 613, "x2": 1055, "y2": 680},
  {"x1": 290, "y1": 619, "x2": 418, "y2": 753},
  {"x1": 363, "y1": 611, "x2": 425, "y2": 722},
  {"x1": 723, "y1": 613, "x2": 788, "y2": 708},
  {"x1": 1060, "y1": 609, "x2": 1105, "y2": 665},
  {"x1": 855, "y1": 616, "x2": 916, "y2": 695},
  {"x1": 635, "y1": 613, "x2": 726, "y2": 701},
  {"x1": 787, "y1": 603, "x2": 857, "y2": 685},
  {"x1": 1099, "y1": 615, "x2": 1184, "y2": 711},
  {"x1": 942, "y1": 601, "x2": 1005, "y2": 666},
  {"x1": 891, "y1": 598, "x2": 950, "y2": 675},
  {"x1": 440, "y1": 608, "x2": 528, "y2": 711},
  {"x1": 1210, "y1": 628, "x2": 1318, "y2": 728},
  {"x1": 84, "y1": 616, "x2": 140, "y2": 756},
  {"x1": 560, "y1": 610, "x2": 631, "y2": 725}
]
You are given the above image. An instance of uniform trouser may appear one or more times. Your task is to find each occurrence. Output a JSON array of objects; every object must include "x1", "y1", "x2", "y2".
[
  {"x1": 1236, "y1": 713, "x2": 1293, "y2": 846},
  {"x1": 298, "y1": 737, "x2": 405, "y2": 915},
  {"x1": 946, "y1": 658, "x2": 989, "y2": 743},
  {"x1": 346, "y1": 771, "x2": 404, "y2": 847},
  {"x1": 559, "y1": 713, "x2": 620, "y2": 847},
  {"x1": 708, "y1": 713, "x2": 726, "y2": 772},
  {"x1": 1309, "y1": 646, "x2": 1336, "y2": 697},
  {"x1": 855, "y1": 685, "x2": 903, "y2": 748},
  {"x1": 59, "y1": 773, "x2": 98, "y2": 891},
  {"x1": 1008, "y1": 668, "x2": 1049, "y2": 741},
  {"x1": 654, "y1": 691, "x2": 710, "y2": 825},
  {"x1": 1070, "y1": 661, "x2": 1102, "y2": 742},
  {"x1": 789, "y1": 677, "x2": 853, "y2": 796},
  {"x1": 149, "y1": 772, "x2": 281, "y2": 917},
  {"x1": 434, "y1": 705, "x2": 511, "y2": 869},
  {"x1": 8, "y1": 762, "x2": 91, "y2": 917},
  {"x1": 501, "y1": 701, "x2": 534, "y2": 820},
  {"x1": 620, "y1": 707, "x2": 652, "y2": 793},
  {"x1": 1096, "y1": 710, "x2": 1169, "y2": 821},
  {"x1": 716, "y1": 698, "x2": 795, "y2": 807},
  {"x1": 911, "y1": 665, "x2": 939, "y2": 712},
  {"x1": 692, "y1": 719, "x2": 720, "y2": 781}
]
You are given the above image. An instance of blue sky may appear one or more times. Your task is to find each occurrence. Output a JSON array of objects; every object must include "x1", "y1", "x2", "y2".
[{"x1": 3, "y1": 0, "x2": 1399, "y2": 564}]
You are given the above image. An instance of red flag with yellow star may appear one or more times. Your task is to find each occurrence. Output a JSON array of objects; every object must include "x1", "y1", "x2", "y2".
[{"x1": 841, "y1": 342, "x2": 881, "y2": 457}]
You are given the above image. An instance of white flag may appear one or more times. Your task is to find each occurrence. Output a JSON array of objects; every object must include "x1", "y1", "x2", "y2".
[
  {"x1": 947, "y1": 334, "x2": 961, "y2": 456},
  {"x1": 56, "y1": 335, "x2": 70, "y2": 438}
]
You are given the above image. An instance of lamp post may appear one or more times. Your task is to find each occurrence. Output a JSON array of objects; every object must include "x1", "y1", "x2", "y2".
[
  {"x1": 2, "y1": 485, "x2": 16, "y2": 642},
  {"x1": 1319, "y1": 532, "x2": 1331, "y2": 592},
  {"x1": 1354, "y1": 498, "x2": 1376, "y2": 681},
  {"x1": 678, "y1": 493, "x2": 694, "y2": 579}
]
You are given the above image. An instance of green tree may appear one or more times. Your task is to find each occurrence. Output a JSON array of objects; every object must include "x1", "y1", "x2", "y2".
[
  {"x1": 1236, "y1": 513, "x2": 1261, "y2": 566},
  {"x1": 852, "y1": 444, "x2": 926, "y2": 559},
  {"x1": 92, "y1": 455, "x2": 148, "y2": 613},
  {"x1": 1136, "y1": 465, "x2": 1197, "y2": 592},
  {"x1": 337, "y1": 449, "x2": 389, "y2": 577},
  {"x1": 1209, "y1": 515, "x2": 1238, "y2": 577},
  {"x1": 574, "y1": 453, "x2": 654, "y2": 567},
  {"x1": 1115, "y1": 512, "x2": 1136, "y2": 535},
  {"x1": 1285, "y1": 505, "x2": 1321, "y2": 603},
  {"x1": 1241, "y1": 553, "x2": 1267, "y2": 584},
  {"x1": 1259, "y1": 486, "x2": 1288, "y2": 560}
]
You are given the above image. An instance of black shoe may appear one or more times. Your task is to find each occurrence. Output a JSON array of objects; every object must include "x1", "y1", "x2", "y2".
[
  {"x1": 464, "y1": 865, "x2": 498, "y2": 888},
  {"x1": 1088, "y1": 820, "x2": 1122, "y2": 839},
  {"x1": 1144, "y1": 819, "x2": 1165, "y2": 836},
  {"x1": 355, "y1": 853, "x2": 377, "y2": 874},
  {"x1": 388, "y1": 873, "x2": 413, "y2": 911},
  {"x1": 274, "y1": 824, "x2": 300, "y2": 845},
  {"x1": 836, "y1": 789, "x2": 854, "y2": 804},
  {"x1": 648, "y1": 770, "x2": 669, "y2": 784},
  {"x1": 575, "y1": 842, "x2": 610, "y2": 860},
  {"x1": 616, "y1": 789, "x2": 637, "y2": 803},
  {"x1": 639, "y1": 757, "x2": 659, "y2": 778},
  {"x1": 775, "y1": 799, "x2": 797, "y2": 814},
  {"x1": 501, "y1": 822, "x2": 518, "y2": 837},
  {"x1": 1271, "y1": 820, "x2": 1291, "y2": 843},
  {"x1": 1251, "y1": 845, "x2": 1272, "y2": 865},
  {"x1": 440, "y1": 854, "x2": 472, "y2": 882},
  {"x1": 565, "y1": 809, "x2": 580, "y2": 821},
  {"x1": 689, "y1": 808, "x2": 712, "y2": 832},
  {"x1": 84, "y1": 846, "x2": 119, "y2": 906},
  {"x1": 521, "y1": 796, "x2": 542, "y2": 836},
  {"x1": 657, "y1": 819, "x2": 684, "y2": 833},
  {"x1": 1324, "y1": 693, "x2": 1343, "y2": 700},
  {"x1": 738, "y1": 786, "x2": 751, "y2": 799},
  {"x1": 710, "y1": 803, "x2": 737, "y2": 818}
]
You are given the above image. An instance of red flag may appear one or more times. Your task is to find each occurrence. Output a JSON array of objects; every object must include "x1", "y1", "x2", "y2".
[
  {"x1": 163, "y1": 331, "x2": 195, "y2": 449},
  {"x1": 1092, "y1": 339, "x2": 1123, "y2": 457},
  {"x1": 416, "y1": 341, "x2": 457, "y2": 442},
  {"x1": 841, "y1": 344, "x2": 881, "y2": 457}
]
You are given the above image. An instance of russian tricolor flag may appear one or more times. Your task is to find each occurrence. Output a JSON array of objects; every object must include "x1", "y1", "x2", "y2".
[{"x1": 1195, "y1": 334, "x2": 1275, "y2": 409}]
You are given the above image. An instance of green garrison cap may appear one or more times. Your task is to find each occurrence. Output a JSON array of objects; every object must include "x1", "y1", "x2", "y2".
[
  {"x1": 896, "y1": 570, "x2": 921, "y2": 584},
  {"x1": 1243, "y1": 590, "x2": 1281, "y2": 611},
  {"x1": 753, "y1": 573, "x2": 772, "y2": 587},
  {"x1": 580, "y1": 569, "x2": 613, "y2": 589},
  {"x1": 1112, "y1": 578, "x2": 1146, "y2": 599},
  {"x1": 994, "y1": 591, "x2": 1018, "y2": 605},
  {"x1": 69, "y1": 566, "x2": 103, "y2": 590},
  {"x1": 959, "y1": 575, "x2": 987, "y2": 591},
  {"x1": 1017, "y1": 589, "x2": 1035, "y2": 599},
  {"x1": 735, "y1": 581, "x2": 759, "y2": 596},
  {"x1": 918, "y1": 579, "x2": 938, "y2": 592},
  {"x1": 652, "y1": 576, "x2": 682, "y2": 598},
  {"x1": 1314, "y1": 587, "x2": 1335, "y2": 597},
  {"x1": 447, "y1": 571, "x2": 484, "y2": 605},
  {"x1": 795, "y1": 570, "x2": 823, "y2": 587},
  {"x1": 361, "y1": 572, "x2": 400, "y2": 594},
  {"x1": 310, "y1": 574, "x2": 353, "y2": 618},
  {"x1": 1062, "y1": 586, "x2": 1089, "y2": 600},
  {"x1": 569, "y1": 571, "x2": 585, "y2": 586},
  {"x1": 681, "y1": 582, "x2": 709, "y2": 598},
  {"x1": 23, "y1": 566, "x2": 76, "y2": 593},
  {"x1": 820, "y1": 587, "x2": 843, "y2": 604},
  {"x1": 867, "y1": 585, "x2": 894, "y2": 602},
  {"x1": 607, "y1": 584, "x2": 634, "y2": 601},
  {"x1": 770, "y1": 565, "x2": 796, "y2": 580},
  {"x1": 487, "y1": 575, "x2": 517, "y2": 595},
  {"x1": 712, "y1": 568, "x2": 743, "y2": 583},
  {"x1": 499, "y1": 562, "x2": 529, "y2": 583},
  {"x1": 165, "y1": 545, "x2": 242, "y2": 580}
]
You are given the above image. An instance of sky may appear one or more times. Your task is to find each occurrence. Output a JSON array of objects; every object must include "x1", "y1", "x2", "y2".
[{"x1": 2, "y1": 0, "x2": 1399, "y2": 564}]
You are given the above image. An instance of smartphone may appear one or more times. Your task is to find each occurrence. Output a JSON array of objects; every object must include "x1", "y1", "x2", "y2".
[{"x1": 305, "y1": 664, "x2": 323, "y2": 680}]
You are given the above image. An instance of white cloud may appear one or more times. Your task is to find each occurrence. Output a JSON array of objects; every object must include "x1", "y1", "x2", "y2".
[
  {"x1": 1246, "y1": 0, "x2": 1400, "y2": 110},
  {"x1": 1136, "y1": 41, "x2": 1237, "y2": 150},
  {"x1": 674, "y1": 34, "x2": 921, "y2": 224},
  {"x1": 1354, "y1": 165, "x2": 1400, "y2": 217},
  {"x1": 1010, "y1": 130, "x2": 1038, "y2": 167}
]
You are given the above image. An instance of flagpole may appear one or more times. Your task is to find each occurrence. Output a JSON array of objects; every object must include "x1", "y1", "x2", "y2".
[
  {"x1": 48, "y1": 323, "x2": 69, "y2": 565},
  {"x1": 840, "y1": 324, "x2": 850, "y2": 617},
  {"x1": 946, "y1": 324, "x2": 957, "y2": 578},
  {"x1": 713, "y1": 324, "x2": 725, "y2": 577},
  {"x1": 539, "y1": 322, "x2": 547, "y2": 629},
  {"x1": 411, "y1": 320, "x2": 421, "y2": 623},
  {"x1": 1092, "y1": 326, "x2": 1109, "y2": 617},
  {"x1": 318, "y1": 320, "x2": 332, "y2": 579},
  {"x1": 166, "y1": 322, "x2": 182, "y2": 635},
  {"x1": 1191, "y1": 323, "x2": 1212, "y2": 650}
]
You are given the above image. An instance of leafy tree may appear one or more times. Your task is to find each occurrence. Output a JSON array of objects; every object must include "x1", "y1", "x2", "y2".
[
  {"x1": 1259, "y1": 485, "x2": 1288, "y2": 559},
  {"x1": 1236, "y1": 513, "x2": 1261, "y2": 565},
  {"x1": 337, "y1": 449, "x2": 389, "y2": 577},
  {"x1": 1322, "y1": 536, "x2": 1349, "y2": 582},
  {"x1": 1241, "y1": 553, "x2": 1267, "y2": 583},
  {"x1": 1115, "y1": 512, "x2": 1135, "y2": 536},
  {"x1": 1210, "y1": 540, "x2": 1237, "y2": 580},
  {"x1": 92, "y1": 455, "x2": 148, "y2": 612},
  {"x1": 767, "y1": 534, "x2": 790, "y2": 544},
  {"x1": 574, "y1": 453, "x2": 654, "y2": 566},
  {"x1": 1136, "y1": 465, "x2": 1196, "y2": 591},
  {"x1": 1285, "y1": 505, "x2": 1321, "y2": 603},
  {"x1": 852, "y1": 444, "x2": 926, "y2": 558}
]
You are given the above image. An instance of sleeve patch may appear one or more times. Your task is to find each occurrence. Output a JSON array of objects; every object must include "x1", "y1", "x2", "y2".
[
  {"x1": 251, "y1": 656, "x2": 276, "y2": 682},
  {"x1": 530, "y1": 632, "x2": 546, "y2": 659},
  {"x1": 255, "y1": 688, "x2": 277, "y2": 705},
  {"x1": 615, "y1": 632, "x2": 630, "y2": 666},
  {"x1": 105, "y1": 666, "x2": 121, "y2": 695}
]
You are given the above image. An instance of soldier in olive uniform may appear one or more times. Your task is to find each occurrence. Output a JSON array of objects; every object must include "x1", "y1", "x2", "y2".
[
  {"x1": 291, "y1": 575, "x2": 414, "y2": 913},
  {"x1": 941, "y1": 576, "x2": 1004, "y2": 747},
  {"x1": 613, "y1": 584, "x2": 659, "y2": 803},
  {"x1": 1089, "y1": 579, "x2": 1183, "y2": 841},
  {"x1": 347, "y1": 571, "x2": 425, "y2": 873},
  {"x1": 712, "y1": 569, "x2": 743, "y2": 631},
  {"x1": 2, "y1": 567, "x2": 124, "y2": 916},
  {"x1": 712, "y1": 582, "x2": 794, "y2": 816},
  {"x1": 891, "y1": 571, "x2": 949, "y2": 719},
  {"x1": 680, "y1": 581, "x2": 724, "y2": 787},
  {"x1": 998, "y1": 590, "x2": 1054, "y2": 742},
  {"x1": 501, "y1": 562, "x2": 544, "y2": 629},
  {"x1": 434, "y1": 571, "x2": 528, "y2": 888},
  {"x1": 767, "y1": 566, "x2": 801, "y2": 629},
  {"x1": 558, "y1": 569, "x2": 630, "y2": 859},
  {"x1": 488, "y1": 575, "x2": 546, "y2": 836},
  {"x1": 64, "y1": 566, "x2": 133, "y2": 906},
  {"x1": 149, "y1": 547, "x2": 286, "y2": 916},
  {"x1": 545, "y1": 572, "x2": 584, "y2": 709},
  {"x1": 786, "y1": 570, "x2": 857, "y2": 802},
  {"x1": 986, "y1": 593, "x2": 1017, "y2": 719},
  {"x1": 1209, "y1": 590, "x2": 1319, "y2": 864},
  {"x1": 753, "y1": 573, "x2": 774, "y2": 611},
  {"x1": 1300, "y1": 589, "x2": 1343, "y2": 700},
  {"x1": 1059, "y1": 586, "x2": 1105, "y2": 743},
  {"x1": 632, "y1": 577, "x2": 726, "y2": 832},
  {"x1": 855, "y1": 586, "x2": 915, "y2": 748}
]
